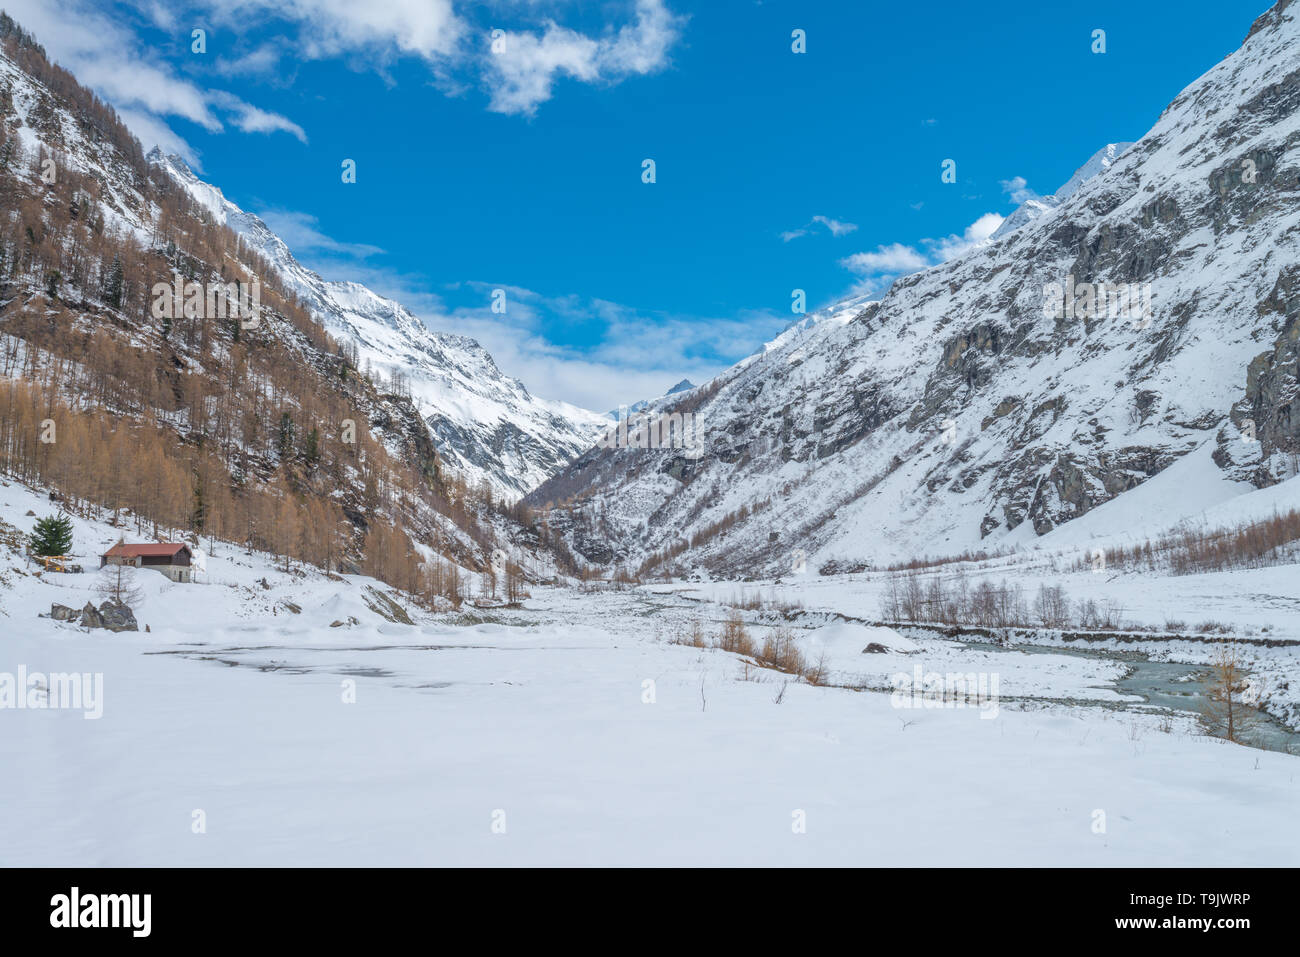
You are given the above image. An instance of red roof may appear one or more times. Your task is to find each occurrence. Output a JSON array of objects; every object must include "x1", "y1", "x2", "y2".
[{"x1": 103, "y1": 542, "x2": 190, "y2": 559}]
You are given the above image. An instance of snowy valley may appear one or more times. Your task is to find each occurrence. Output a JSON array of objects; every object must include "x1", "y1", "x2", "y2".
[
  {"x1": 0, "y1": 0, "x2": 1298, "y2": 874},
  {"x1": 3, "y1": 477, "x2": 1299, "y2": 866}
]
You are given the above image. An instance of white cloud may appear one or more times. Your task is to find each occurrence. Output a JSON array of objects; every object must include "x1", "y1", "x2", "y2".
[
  {"x1": 212, "y1": 45, "x2": 283, "y2": 78},
  {"x1": 964, "y1": 211, "x2": 1004, "y2": 242},
  {"x1": 139, "y1": 1, "x2": 178, "y2": 30},
  {"x1": 811, "y1": 215, "x2": 858, "y2": 237},
  {"x1": 427, "y1": 282, "x2": 778, "y2": 410},
  {"x1": 839, "y1": 242, "x2": 930, "y2": 275},
  {"x1": 1000, "y1": 175, "x2": 1039, "y2": 204},
  {"x1": 924, "y1": 211, "x2": 1004, "y2": 260},
  {"x1": 193, "y1": 0, "x2": 467, "y2": 64},
  {"x1": 838, "y1": 212, "x2": 1005, "y2": 294},
  {"x1": 483, "y1": 0, "x2": 684, "y2": 115},
  {"x1": 207, "y1": 92, "x2": 308, "y2": 143},
  {"x1": 783, "y1": 214, "x2": 857, "y2": 242},
  {"x1": 254, "y1": 209, "x2": 384, "y2": 259}
]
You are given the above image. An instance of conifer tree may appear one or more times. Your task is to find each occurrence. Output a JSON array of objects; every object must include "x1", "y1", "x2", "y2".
[
  {"x1": 303, "y1": 426, "x2": 320, "y2": 466},
  {"x1": 30, "y1": 513, "x2": 73, "y2": 556},
  {"x1": 103, "y1": 253, "x2": 123, "y2": 308},
  {"x1": 277, "y1": 412, "x2": 295, "y2": 460}
]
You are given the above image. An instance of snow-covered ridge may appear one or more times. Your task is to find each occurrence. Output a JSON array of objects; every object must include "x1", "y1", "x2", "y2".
[{"x1": 149, "y1": 149, "x2": 607, "y2": 501}]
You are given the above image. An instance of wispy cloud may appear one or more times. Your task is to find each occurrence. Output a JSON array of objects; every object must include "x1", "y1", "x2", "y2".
[
  {"x1": 837, "y1": 212, "x2": 1004, "y2": 297},
  {"x1": 208, "y1": 92, "x2": 308, "y2": 143},
  {"x1": 839, "y1": 242, "x2": 930, "y2": 275},
  {"x1": 211, "y1": 44, "x2": 284, "y2": 79},
  {"x1": 482, "y1": 0, "x2": 685, "y2": 115},
  {"x1": 782, "y1": 214, "x2": 858, "y2": 242},
  {"x1": 261, "y1": 222, "x2": 775, "y2": 412},
  {"x1": 254, "y1": 209, "x2": 384, "y2": 259},
  {"x1": 999, "y1": 175, "x2": 1040, "y2": 204},
  {"x1": 812, "y1": 215, "x2": 857, "y2": 237}
]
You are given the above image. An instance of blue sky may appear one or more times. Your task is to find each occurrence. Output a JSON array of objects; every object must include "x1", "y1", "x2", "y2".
[{"x1": 8, "y1": 0, "x2": 1263, "y2": 409}]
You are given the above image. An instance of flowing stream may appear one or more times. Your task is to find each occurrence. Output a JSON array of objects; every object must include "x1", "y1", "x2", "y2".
[{"x1": 956, "y1": 636, "x2": 1300, "y2": 754}]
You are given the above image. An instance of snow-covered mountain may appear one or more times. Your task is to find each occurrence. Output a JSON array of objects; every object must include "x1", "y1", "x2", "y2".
[
  {"x1": 607, "y1": 378, "x2": 696, "y2": 420},
  {"x1": 991, "y1": 143, "x2": 1134, "y2": 239},
  {"x1": 528, "y1": 0, "x2": 1300, "y2": 575},
  {"x1": 148, "y1": 150, "x2": 607, "y2": 501}
]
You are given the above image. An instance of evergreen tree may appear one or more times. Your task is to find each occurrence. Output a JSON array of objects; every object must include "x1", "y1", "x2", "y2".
[
  {"x1": 44, "y1": 269, "x2": 60, "y2": 300},
  {"x1": 30, "y1": 513, "x2": 73, "y2": 556},
  {"x1": 277, "y1": 412, "x2": 295, "y2": 460},
  {"x1": 303, "y1": 426, "x2": 320, "y2": 466},
  {"x1": 103, "y1": 253, "x2": 123, "y2": 308},
  {"x1": 191, "y1": 477, "x2": 206, "y2": 532}
]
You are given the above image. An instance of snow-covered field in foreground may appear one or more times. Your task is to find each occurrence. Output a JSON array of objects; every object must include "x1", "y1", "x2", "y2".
[{"x1": 1, "y1": 480, "x2": 1298, "y2": 866}]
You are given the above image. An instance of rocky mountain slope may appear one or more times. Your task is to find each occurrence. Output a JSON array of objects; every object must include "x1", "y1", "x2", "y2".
[
  {"x1": 146, "y1": 151, "x2": 607, "y2": 502},
  {"x1": 528, "y1": 0, "x2": 1300, "y2": 576}
]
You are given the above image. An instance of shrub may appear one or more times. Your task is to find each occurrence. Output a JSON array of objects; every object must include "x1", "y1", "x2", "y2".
[
  {"x1": 758, "y1": 626, "x2": 807, "y2": 675},
  {"x1": 717, "y1": 613, "x2": 756, "y2": 657}
]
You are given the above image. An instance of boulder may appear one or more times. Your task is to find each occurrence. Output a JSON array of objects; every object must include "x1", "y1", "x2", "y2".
[
  {"x1": 77, "y1": 600, "x2": 138, "y2": 632},
  {"x1": 50, "y1": 603, "x2": 78, "y2": 621},
  {"x1": 79, "y1": 602, "x2": 104, "y2": 629},
  {"x1": 98, "y1": 600, "x2": 139, "y2": 633}
]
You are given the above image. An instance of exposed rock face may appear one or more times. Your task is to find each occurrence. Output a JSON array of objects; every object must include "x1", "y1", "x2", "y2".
[
  {"x1": 1217, "y1": 265, "x2": 1300, "y2": 484},
  {"x1": 527, "y1": 2, "x2": 1300, "y2": 574},
  {"x1": 49, "y1": 603, "x2": 77, "y2": 621}
]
